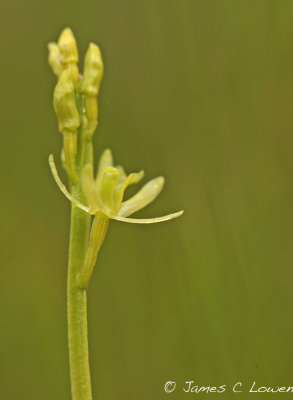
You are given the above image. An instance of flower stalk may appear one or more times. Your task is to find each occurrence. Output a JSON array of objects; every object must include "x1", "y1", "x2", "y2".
[
  {"x1": 76, "y1": 212, "x2": 109, "y2": 289},
  {"x1": 48, "y1": 27, "x2": 183, "y2": 400},
  {"x1": 67, "y1": 191, "x2": 92, "y2": 400}
]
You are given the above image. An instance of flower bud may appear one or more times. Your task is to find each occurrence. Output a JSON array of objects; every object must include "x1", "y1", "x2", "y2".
[
  {"x1": 61, "y1": 148, "x2": 69, "y2": 174},
  {"x1": 63, "y1": 130, "x2": 77, "y2": 177},
  {"x1": 66, "y1": 63, "x2": 79, "y2": 85},
  {"x1": 58, "y1": 28, "x2": 78, "y2": 65},
  {"x1": 53, "y1": 69, "x2": 80, "y2": 133},
  {"x1": 81, "y1": 43, "x2": 103, "y2": 96},
  {"x1": 84, "y1": 96, "x2": 98, "y2": 138},
  {"x1": 48, "y1": 43, "x2": 63, "y2": 77}
]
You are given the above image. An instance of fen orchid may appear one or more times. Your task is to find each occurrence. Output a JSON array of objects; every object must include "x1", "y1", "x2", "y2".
[{"x1": 48, "y1": 27, "x2": 183, "y2": 400}]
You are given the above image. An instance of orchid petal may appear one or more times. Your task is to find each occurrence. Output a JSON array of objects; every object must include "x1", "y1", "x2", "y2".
[
  {"x1": 99, "y1": 166, "x2": 119, "y2": 211},
  {"x1": 48, "y1": 154, "x2": 91, "y2": 214},
  {"x1": 116, "y1": 165, "x2": 127, "y2": 182},
  {"x1": 113, "y1": 210, "x2": 184, "y2": 224},
  {"x1": 117, "y1": 176, "x2": 165, "y2": 217},
  {"x1": 81, "y1": 164, "x2": 100, "y2": 210},
  {"x1": 95, "y1": 149, "x2": 113, "y2": 190}
]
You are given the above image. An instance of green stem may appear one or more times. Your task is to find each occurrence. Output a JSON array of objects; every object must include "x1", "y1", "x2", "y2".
[
  {"x1": 67, "y1": 183, "x2": 92, "y2": 400},
  {"x1": 67, "y1": 74, "x2": 99, "y2": 400}
]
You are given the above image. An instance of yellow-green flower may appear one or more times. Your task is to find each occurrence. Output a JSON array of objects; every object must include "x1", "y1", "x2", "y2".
[{"x1": 49, "y1": 149, "x2": 183, "y2": 224}]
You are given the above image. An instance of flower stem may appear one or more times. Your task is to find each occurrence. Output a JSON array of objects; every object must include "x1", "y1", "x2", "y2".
[
  {"x1": 77, "y1": 212, "x2": 109, "y2": 289},
  {"x1": 67, "y1": 182, "x2": 92, "y2": 400}
]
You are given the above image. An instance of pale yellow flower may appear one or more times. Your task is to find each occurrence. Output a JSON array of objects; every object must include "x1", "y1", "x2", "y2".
[{"x1": 49, "y1": 149, "x2": 183, "y2": 224}]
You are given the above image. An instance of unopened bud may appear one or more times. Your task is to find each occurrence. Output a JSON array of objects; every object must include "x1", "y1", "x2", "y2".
[
  {"x1": 84, "y1": 96, "x2": 98, "y2": 138},
  {"x1": 61, "y1": 148, "x2": 69, "y2": 173},
  {"x1": 53, "y1": 70, "x2": 80, "y2": 133},
  {"x1": 81, "y1": 43, "x2": 103, "y2": 96},
  {"x1": 67, "y1": 63, "x2": 79, "y2": 85},
  {"x1": 63, "y1": 130, "x2": 77, "y2": 176},
  {"x1": 48, "y1": 43, "x2": 63, "y2": 77},
  {"x1": 58, "y1": 28, "x2": 78, "y2": 64}
]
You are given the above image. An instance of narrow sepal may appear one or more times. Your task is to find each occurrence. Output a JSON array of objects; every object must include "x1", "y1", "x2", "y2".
[
  {"x1": 48, "y1": 154, "x2": 91, "y2": 213},
  {"x1": 113, "y1": 210, "x2": 184, "y2": 224}
]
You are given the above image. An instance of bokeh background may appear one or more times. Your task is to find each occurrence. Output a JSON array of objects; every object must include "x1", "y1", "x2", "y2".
[{"x1": 1, "y1": 0, "x2": 293, "y2": 399}]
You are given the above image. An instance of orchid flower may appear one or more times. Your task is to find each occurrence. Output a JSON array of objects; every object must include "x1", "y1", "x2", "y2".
[{"x1": 49, "y1": 149, "x2": 183, "y2": 224}]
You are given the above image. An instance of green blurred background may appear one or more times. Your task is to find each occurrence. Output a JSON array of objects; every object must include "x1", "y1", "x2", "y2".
[{"x1": 1, "y1": 0, "x2": 293, "y2": 399}]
